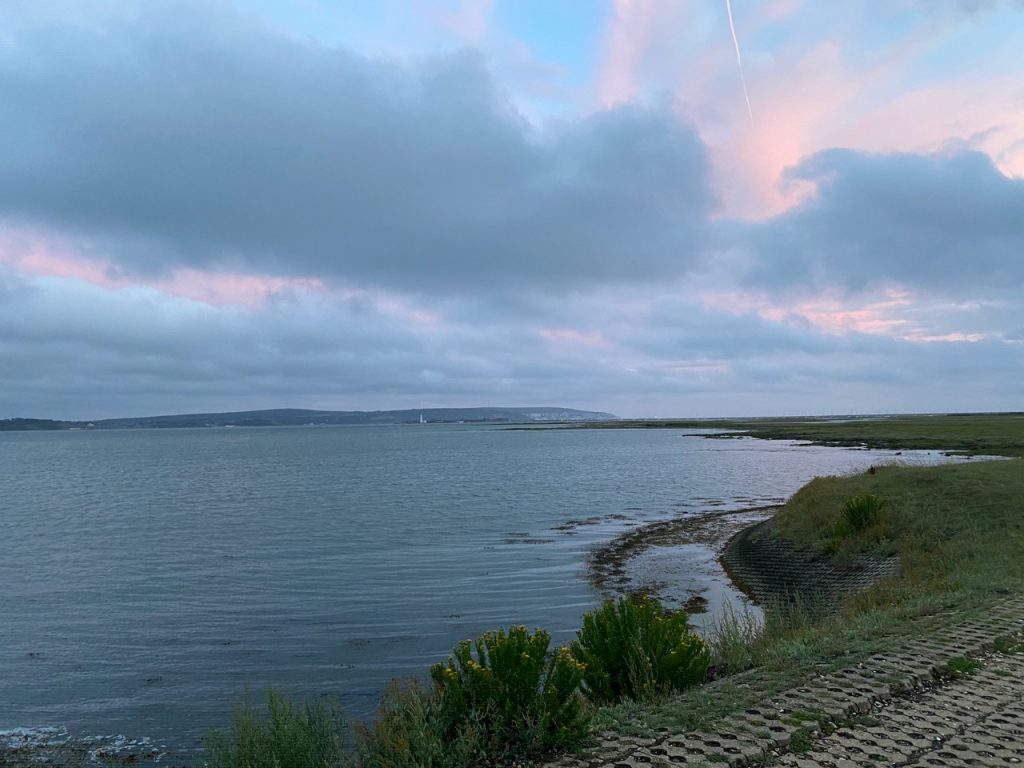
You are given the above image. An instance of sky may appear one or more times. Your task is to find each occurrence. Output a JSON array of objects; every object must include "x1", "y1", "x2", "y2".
[{"x1": 1, "y1": 0, "x2": 1022, "y2": 420}]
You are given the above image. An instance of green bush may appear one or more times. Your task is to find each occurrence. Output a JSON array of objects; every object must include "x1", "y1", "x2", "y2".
[
  {"x1": 203, "y1": 688, "x2": 352, "y2": 768},
  {"x1": 570, "y1": 597, "x2": 710, "y2": 703},
  {"x1": 356, "y1": 680, "x2": 480, "y2": 768},
  {"x1": 429, "y1": 625, "x2": 589, "y2": 762},
  {"x1": 840, "y1": 494, "x2": 885, "y2": 534}
]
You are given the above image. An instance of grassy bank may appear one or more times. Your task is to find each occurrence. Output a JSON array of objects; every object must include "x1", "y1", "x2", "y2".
[
  {"x1": 572, "y1": 411, "x2": 1024, "y2": 457},
  {"x1": 591, "y1": 456, "x2": 1024, "y2": 742}
]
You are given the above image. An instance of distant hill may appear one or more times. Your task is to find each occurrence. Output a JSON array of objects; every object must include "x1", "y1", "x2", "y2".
[
  {"x1": 0, "y1": 407, "x2": 617, "y2": 431},
  {"x1": 0, "y1": 417, "x2": 68, "y2": 431}
]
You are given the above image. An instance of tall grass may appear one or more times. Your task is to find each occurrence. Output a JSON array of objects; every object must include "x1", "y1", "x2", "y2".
[
  {"x1": 355, "y1": 680, "x2": 480, "y2": 768},
  {"x1": 204, "y1": 689, "x2": 352, "y2": 768},
  {"x1": 705, "y1": 602, "x2": 761, "y2": 675},
  {"x1": 706, "y1": 595, "x2": 824, "y2": 676},
  {"x1": 839, "y1": 494, "x2": 884, "y2": 534}
]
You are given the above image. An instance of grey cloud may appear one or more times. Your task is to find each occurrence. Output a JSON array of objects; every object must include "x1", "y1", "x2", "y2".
[
  {"x1": 2, "y1": 3, "x2": 1022, "y2": 420},
  {"x1": 743, "y1": 149, "x2": 1024, "y2": 297},
  {"x1": 626, "y1": 298, "x2": 836, "y2": 359},
  {"x1": 0, "y1": 269, "x2": 638, "y2": 418},
  {"x1": 2, "y1": 269, "x2": 1022, "y2": 419},
  {"x1": 0, "y1": 1, "x2": 712, "y2": 294}
]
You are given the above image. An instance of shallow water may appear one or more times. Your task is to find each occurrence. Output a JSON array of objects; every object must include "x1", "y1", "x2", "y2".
[{"x1": 0, "y1": 425, "x2": 952, "y2": 759}]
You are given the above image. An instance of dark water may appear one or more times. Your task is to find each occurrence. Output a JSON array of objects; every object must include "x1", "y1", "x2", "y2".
[{"x1": 0, "y1": 425, "x2": 947, "y2": 759}]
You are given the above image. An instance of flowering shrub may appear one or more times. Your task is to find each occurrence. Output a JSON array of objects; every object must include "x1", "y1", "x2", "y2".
[
  {"x1": 429, "y1": 625, "x2": 589, "y2": 761},
  {"x1": 570, "y1": 596, "x2": 710, "y2": 703}
]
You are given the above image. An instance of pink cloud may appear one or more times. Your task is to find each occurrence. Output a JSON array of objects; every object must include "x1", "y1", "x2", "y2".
[
  {"x1": 0, "y1": 228, "x2": 327, "y2": 308},
  {"x1": 0, "y1": 225, "x2": 452, "y2": 332},
  {"x1": 833, "y1": 77, "x2": 1024, "y2": 178},
  {"x1": 755, "y1": 0, "x2": 803, "y2": 24},
  {"x1": 698, "y1": 37, "x2": 928, "y2": 218},
  {"x1": 596, "y1": 0, "x2": 697, "y2": 109},
  {"x1": 596, "y1": 0, "x2": 657, "y2": 108},
  {"x1": 154, "y1": 269, "x2": 327, "y2": 307},
  {"x1": 700, "y1": 288, "x2": 915, "y2": 336},
  {"x1": 669, "y1": 6, "x2": 1024, "y2": 219},
  {"x1": 0, "y1": 237, "x2": 121, "y2": 287},
  {"x1": 903, "y1": 332, "x2": 988, "y2": 343},
  {"x1": 434, "y1": 0, "x2": 494, "y2": 45},
  {"x1": 700, "y1": 289, "x2": 1004, "y2": 345}
]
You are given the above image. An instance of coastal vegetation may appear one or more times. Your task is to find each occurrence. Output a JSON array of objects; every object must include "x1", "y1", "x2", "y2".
[
  {"x1": 570, "y1": 597, "x2": 709, "y2": 703},
  {"x1": 206, "y1": 603, "x2": 706, "y2": 768},
  {"x1": 590, "y1": 456, "x2": 1024, "y2": 742},
  {"x1": 428, "y1": 625, "x2": 589, "y2": 761},
  {"x1": 573, "y1": 411, "x2": 1024, "y2": 457},
  {"x1": 838, "y1": 493, "x2": 885, "y2": 534},
  {"x1": 204, "y1": 690, "x2": 350, "y2": 768}
]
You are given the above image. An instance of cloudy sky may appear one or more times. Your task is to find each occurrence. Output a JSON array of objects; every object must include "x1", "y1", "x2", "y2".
[{"x1": 1, "y1": 0, "x2": 1022, "y2": 419}]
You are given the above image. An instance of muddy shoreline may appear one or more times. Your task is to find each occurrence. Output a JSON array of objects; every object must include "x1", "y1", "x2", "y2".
[{"x1": 587, "y1": 505, "x2": 780, "y2": 620}]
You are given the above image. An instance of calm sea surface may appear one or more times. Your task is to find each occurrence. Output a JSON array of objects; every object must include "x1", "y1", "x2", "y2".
[{"x1": 0, "y1": 425, "x2": 950, "y2": 758}]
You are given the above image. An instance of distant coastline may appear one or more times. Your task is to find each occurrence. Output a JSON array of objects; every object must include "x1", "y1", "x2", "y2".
[{"x1": 0, "y1": 406, "x2": 617, "y2": 431}]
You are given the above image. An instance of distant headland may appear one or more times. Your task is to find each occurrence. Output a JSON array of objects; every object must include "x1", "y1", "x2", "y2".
[{"x1": 0, "y1": 406, "x2": 618, "y2": 431}]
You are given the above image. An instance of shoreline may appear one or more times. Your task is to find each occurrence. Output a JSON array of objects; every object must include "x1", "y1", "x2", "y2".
[
  {"x1": 0, "y1": 504, "x2": 784, "y2": 767},
  {"x1": 587, "y1": 505, "x2": 779, "y2": 625}
]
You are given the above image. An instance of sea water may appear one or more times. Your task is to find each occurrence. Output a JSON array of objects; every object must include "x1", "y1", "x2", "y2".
[{"x1": 0, "y1": 424, "x2": 951, "y2": 759}]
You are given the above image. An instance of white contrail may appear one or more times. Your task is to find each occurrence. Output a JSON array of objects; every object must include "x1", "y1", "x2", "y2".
[{"x1": 725, "y1": 0, "x2": 753, "y2": 119}]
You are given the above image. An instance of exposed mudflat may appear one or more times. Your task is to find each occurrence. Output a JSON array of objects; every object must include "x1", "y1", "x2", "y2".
[{"x1": 587, "y1": 506, "x2": 779, "y2": 631}]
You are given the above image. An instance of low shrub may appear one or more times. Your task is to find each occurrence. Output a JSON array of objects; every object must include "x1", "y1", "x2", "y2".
[
  {"x1": 204, "y1": 688, "x2": 352, "y2": 768},
  {"x1": 429, "y1": 625, "x2": 589, "y2": 762},
  {"x1": 570, "y1": 597, "x2": 710, "y2": 703}
]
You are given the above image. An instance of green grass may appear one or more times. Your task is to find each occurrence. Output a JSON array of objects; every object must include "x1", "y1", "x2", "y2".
[
  {"x1": 772, "y1": 460, "x2": 1024, "y2": 588},
  {"x1": 839, "y1": 494, "x2": 885, "y2": 533},
  {"x1": 944, "y1": 657, "x2": 982, "y2": 678},
  {"x1": 993, "y1": 634, "x2": 1024, "y2": 655},
  {"x1": 787, "y1": 728, "x2": 813, "y2": 753}
]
